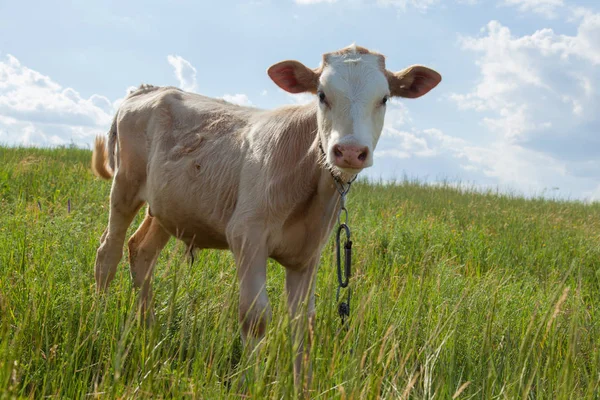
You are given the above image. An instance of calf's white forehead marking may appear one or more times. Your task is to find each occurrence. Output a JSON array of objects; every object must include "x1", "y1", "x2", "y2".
[{"x1": 320, "y1": 53, "x2": 389, "y2": 102}]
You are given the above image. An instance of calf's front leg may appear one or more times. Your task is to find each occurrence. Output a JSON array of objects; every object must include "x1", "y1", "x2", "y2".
[
  {"x1": 228, "y1": 229, "x2": 271, "y2": 352},
  {"x1": 285, "y1": 260, "x2": 318, "y2": 392}
]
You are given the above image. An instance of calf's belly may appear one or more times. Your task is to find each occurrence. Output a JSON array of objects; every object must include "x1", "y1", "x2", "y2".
[
  {"x1": 154, "y1": 214, "x2": 229, "y2": 250},
  {"x1": 145, "y1": 182, "x2": 231, "y2": 251}
]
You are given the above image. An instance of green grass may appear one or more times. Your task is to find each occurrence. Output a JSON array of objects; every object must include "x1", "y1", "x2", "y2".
[{"x1": 1, "y1": 145, "x2": 600, "y2": 399}]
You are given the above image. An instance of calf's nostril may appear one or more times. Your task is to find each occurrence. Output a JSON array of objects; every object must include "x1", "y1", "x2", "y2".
[
  {"x1": 333, "y1": 146, "x2": 343, "y2": 158},
  {"x1": 358, "y1": 151, "x2": 368, "y2": 162}
]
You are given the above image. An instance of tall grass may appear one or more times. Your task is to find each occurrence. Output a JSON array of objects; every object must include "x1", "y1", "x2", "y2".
[{"x1": 1, "y1": 146, "x2": 599, "y2": 398}]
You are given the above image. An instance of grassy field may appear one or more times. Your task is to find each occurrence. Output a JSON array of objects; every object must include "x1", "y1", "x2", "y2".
[{"x1": 1, "y1": 146, "x2": 600, "y2": 399}]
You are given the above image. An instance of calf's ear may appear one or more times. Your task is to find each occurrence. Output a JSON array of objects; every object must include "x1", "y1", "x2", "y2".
[
  {"x1": 386, "y1": 66, "x2": 441, "y2": 99},
  {"x1": 267, "y1": 60, "x2": 320, "y2": 94}
]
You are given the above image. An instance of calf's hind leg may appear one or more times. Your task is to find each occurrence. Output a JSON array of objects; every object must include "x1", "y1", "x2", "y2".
[
  {"x1": 94, "y1": 174, "x2": 144, "y2": 291},
  {"x1": 128, "y1": 212, "x2": 170, "y2": 318}
]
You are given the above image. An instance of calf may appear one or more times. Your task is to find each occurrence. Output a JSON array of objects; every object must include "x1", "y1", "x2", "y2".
[{"x1": 92, "y1": 44, "x2": 441, "y2": 387}]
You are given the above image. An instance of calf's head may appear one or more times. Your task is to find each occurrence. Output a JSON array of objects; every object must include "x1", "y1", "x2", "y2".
[{"x1": 268, "y1": 44, "x2": 441, "y2": 175}]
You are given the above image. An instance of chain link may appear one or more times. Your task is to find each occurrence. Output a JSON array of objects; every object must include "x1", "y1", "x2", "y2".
[{"x1": 332, "y1": 175, "x2": 356, "y2": 326}]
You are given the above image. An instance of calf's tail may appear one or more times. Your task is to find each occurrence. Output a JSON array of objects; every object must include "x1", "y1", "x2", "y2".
[{"x1": 92, "y1": 116, "x2": 117, "y2": 180}]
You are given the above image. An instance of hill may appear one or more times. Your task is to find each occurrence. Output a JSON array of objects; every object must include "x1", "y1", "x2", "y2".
[{"x1": 1, "y1": 146, "x2": 599, "y2": 398}]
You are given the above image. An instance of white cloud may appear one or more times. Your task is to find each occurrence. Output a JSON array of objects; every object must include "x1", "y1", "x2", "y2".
[
  {"x1": 373, "y1": 101, "x2": 477, "y2": 179},
  {"x1": 0, "y1": 54, "x2": 203, "y2": 147},
  {"x1": 451, "y1": 18, "x2": 600, "y2": 141},
  {"x1": 481, "y1": 105, "x2": 552, "y2": 142},
  {"x1": 297, "y1": 0, "x2": 481, "y2": 12},
  {"x1": 385, "y1": 98, "x2": 412, "y2": 126},
  {"x1": 0, "y1": 55, "x2": 112, "y2": 128},
  {"x1": 285, "y1": 91, "x2": 315, "y2": 105},
  {"x1": 377, "y1": 0, "x2": 439, "y2": 12},
  {"x1": 222, "y1": 93, "x2": 253, "y2": 106},
  {"x1": 295, "y1": 0, "x2": 337, "y2": 4},
  {"x1": 445, "y1": 11, "x2": 600, "y2": 198},
  {"x1": 374, "y1": 103, "x2": 573, "y2": 195},
  {"x1": 569, "y1": 9, "x2": 600, "y2": 64},
  {"x1": 501, "y1": 0, "x2": 564, "y2": 18},
  {"x1": 0, "y1": 54, "x2": 116, "y2": 146},
  {"x1": 167, "y1": 55, "x2": 198, "y2": 92},
  {"x1": 378, "y1": 129, "x2": 434, "y2": 158},
  {"x1": 458, "y1": 141, "x2": 568, "y2": 193}
]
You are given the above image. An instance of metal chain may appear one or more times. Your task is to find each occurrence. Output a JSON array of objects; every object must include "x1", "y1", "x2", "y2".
[
  {"x1": 333, "y1": 175, "x2": 356, "y2": 325},
  {"x1": 318, "y1": 141, "x2": 358, "y2": 326}
]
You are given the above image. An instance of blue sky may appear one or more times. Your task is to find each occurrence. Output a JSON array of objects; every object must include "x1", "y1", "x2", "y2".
[{"x1": 1, "y1": 0, "x2": 599, "y2": 200}]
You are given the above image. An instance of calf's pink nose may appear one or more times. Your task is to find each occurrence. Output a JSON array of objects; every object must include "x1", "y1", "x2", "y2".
[{"x1": 332, "y1": 144, "x2": 369, "y2": 169}]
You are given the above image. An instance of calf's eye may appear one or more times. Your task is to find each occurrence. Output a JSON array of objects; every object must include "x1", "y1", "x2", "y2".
[
  {"x1": 382, "y1": 96, "x2": 389, "y2": 106},
  {"x1": 318, "y1": 91, "x2": 327, "y2": 104}
]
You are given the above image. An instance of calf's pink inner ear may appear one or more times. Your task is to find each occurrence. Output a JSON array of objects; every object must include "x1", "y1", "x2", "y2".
[
  {"x1": 267, "y1": 60, "x2": 319, "y2": 94},
  {"x1": 387, "y1": 66, "x2": 442, "y2": 99}
]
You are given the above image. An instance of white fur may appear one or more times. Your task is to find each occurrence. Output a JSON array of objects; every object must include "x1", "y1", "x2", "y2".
[{"x1": 317, "y1": 52, "x2": 389, "y2": 173}]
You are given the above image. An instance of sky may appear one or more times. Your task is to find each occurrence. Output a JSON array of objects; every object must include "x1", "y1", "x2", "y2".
[{"x1": 1, "y1": 0, "x2": 599, "y2": 200}]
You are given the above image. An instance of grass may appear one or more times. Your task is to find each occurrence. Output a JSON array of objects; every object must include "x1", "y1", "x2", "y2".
[{"x1": 1, "y1": 145, "x2": 600, "y2": 398}]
